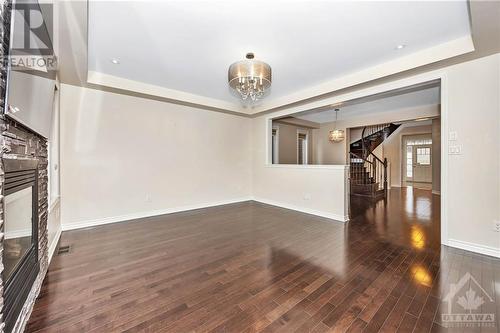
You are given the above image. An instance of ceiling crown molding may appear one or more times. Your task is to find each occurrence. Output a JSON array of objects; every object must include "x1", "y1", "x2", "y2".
[
  {"x1": 249, "y1": 35, "x2": 474, "y2": 114},
  {"x1": 86, "y1": 71, "x2": 248, "y2": 114},
  {"x1": 87, "y1": 35, "x2": 473, "y2": 117}
]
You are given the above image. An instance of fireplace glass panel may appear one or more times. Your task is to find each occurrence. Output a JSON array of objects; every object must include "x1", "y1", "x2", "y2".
[{"x1": 3, "y1": 186, "x2": 33, "y2": 282}]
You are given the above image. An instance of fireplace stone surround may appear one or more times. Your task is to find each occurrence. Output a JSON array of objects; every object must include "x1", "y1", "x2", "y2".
[{"x1": 0, "y1": 1, "x2": 49, "y2": 332}]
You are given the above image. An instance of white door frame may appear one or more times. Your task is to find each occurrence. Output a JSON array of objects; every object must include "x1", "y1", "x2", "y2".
[
  {"x1": 272, "y1": 125, "x2": 279, "y2": 164},
  {"x1": 401, "y1": 133, "x2": 433, "y2": 185},
  {"x1": 297, "y1": 129, "x2": 309, "y2": 165}
]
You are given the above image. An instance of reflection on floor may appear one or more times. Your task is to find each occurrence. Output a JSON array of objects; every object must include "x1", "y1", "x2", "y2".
[
  {"x1": 402, "y1": 181, "x2": 433, "y2": 190},
  {"x1": 27, "y1": 197, "x2": 500, "y2": 332},
  {"x1": 350, "y1": 187, "x2": 441, "y2": 251}
]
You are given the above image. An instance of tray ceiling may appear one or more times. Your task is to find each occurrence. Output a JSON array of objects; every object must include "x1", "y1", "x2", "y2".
[{"x1": 87, "y1": 1, "x2": 471, "y2": 114}]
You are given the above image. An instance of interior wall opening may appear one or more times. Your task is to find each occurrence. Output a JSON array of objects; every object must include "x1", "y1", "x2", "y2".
[{"x1": 267, "y1": 80, "x2": 443, "y2": 252}]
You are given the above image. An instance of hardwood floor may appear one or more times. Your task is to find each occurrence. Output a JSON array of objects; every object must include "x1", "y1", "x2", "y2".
[{"x1": 26, "y1": 188, "x2": 500, "y2": 332}]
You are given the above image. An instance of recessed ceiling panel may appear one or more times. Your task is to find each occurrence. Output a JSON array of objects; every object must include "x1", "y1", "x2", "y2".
[
  {"x1": 295, "y1": 86, "x2": 441, "y2": 123},
  {"x1": 88, "y1": 1, "x2": 470, "y2": 106}
]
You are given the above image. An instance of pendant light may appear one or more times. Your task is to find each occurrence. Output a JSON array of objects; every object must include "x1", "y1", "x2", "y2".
[
  {"x1": 228, "y1": 53, "x2": 272, "y2": 102},
  {"x1": 329, "y1": 108, "x2": 345, "y2": 143}
]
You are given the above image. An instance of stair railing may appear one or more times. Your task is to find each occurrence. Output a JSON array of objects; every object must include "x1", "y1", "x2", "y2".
[
  {"x1": 355, "y1": 124, "x2": 390, "y2": 195},
  {"x1": 360, "y1": 123, "x2": 391, "y2": 160}
]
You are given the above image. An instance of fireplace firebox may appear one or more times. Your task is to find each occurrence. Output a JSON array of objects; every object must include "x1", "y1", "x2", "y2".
[{"x1": 2, "y1": 158, "x2": 39, "y2": 333}]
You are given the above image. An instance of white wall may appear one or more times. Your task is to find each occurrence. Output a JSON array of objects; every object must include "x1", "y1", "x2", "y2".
[
  {"x1": 444, "y1": 54, "x2": 500, "y2": 253},
  {"x1": 60, "y1": 84, "x2": 252, "y2": 229}
]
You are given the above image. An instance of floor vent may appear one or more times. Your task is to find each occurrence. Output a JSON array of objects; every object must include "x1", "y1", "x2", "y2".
[{"x1": 57, "y1": 245, "x2": 71, "y2": 255}]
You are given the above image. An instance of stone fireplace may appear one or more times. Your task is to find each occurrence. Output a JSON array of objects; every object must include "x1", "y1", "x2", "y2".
[
  {"x1": 2, "y1": 158, "x2": 41, "y2": 333},
  {"x1": 0, "y1": 121, "x2": 49, "y2": 333},
  {"x1": 0, "y1": 1, "x2": 49, "y2": 332}
]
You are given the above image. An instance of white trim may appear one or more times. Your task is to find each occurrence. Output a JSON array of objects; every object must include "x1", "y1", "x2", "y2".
[
  {"x1": 49, "y1": 196, "x2": 60, "y2": 213},
  {"x1": 252, "y1": 197, "x2": 349, "y2": 223},
  {"x1": 48, "y1": 225, "x2": 62, "y2": 264},
  {"x1": 447, "y1": 239, "x2": 500, "y2": 258},
  {"x1": 296, "y1": 129, "x2": 309, "y2": 165},
  {"x1": 264, "y1": 164, "x2": 347, "y2": 170},
  {"x1": 271, "y1": 125, "x2": 279, "y2": 164},
  {"x1": 61, "y1": 197, "x2": 253, "y2": 231},
  {"x1": 252, "y1": 35, "x2": 473, "y2": 114},
  {"x1": 61, "y1": 197, "x2": 348, "y2": 233},
  {"x1": 87, "y1": 36, "x2": 473, "y2": 115},
  {"x1": 87, "y1": 71, "x2": 245, "y2": 114},
  {"x1": 440, "y1": 74, "x2": 449, "y2": 246}
]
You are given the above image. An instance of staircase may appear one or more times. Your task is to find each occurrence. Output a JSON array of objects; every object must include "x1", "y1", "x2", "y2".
[{"x1": 349, "y1": 123, "x2": 400, "y2": 198}]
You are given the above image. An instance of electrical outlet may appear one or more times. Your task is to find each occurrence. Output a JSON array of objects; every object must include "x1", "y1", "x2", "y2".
[
  {"x1": 303, "y1": 193, "x2": 311, "y2": 201},
  {"x1": 145, "y1": 195, "x2": 152, "y2": 203},
  {"x1": 493, "y1": 220, "x2": 500, "y2": 232},
  {"x1": 449, "y1": 131, "x2": 458, "y2": 141}
]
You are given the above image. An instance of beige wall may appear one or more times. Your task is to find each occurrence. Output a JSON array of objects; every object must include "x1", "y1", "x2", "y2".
[
  {"x1": 312, "y1": 104, "x2": 440, "y2": 165},
  {"x1": 60, "y1": 84, "x2": 252, "y2": 229},
  {"x1": 253, "y1": 117, "x2": 349, "y2": 221},
  {"x1": 273, "y1": 121, "x2": 313, "y2": 164}
]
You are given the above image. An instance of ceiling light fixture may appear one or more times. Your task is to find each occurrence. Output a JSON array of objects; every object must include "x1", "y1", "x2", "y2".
[
  {"x1": 228, "y1": 53, "x2": 272, "y2": 102},
  {"x1": 110, "y1": 58, "x2": 120, "y2": 64},
  {"x1": 329, "y1": 108, "x2": 345, "y2": 143},
  {"x1": 395, "y1": 44, "x2": 406, "y2": 50}
]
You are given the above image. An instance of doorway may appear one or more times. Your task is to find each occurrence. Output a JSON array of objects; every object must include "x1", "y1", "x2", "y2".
[{"x1": 403, "y1": 134, "x2": 433, "y2": 190}]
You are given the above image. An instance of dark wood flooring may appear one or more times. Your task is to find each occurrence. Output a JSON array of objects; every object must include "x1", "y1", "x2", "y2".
[{"x1": 26, "y1": 188, "x2": 500, "y2": 332}]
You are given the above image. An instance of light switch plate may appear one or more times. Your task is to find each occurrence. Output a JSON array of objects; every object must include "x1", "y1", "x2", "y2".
[
  {"x1": 448, "y1": 145, "x2": 462, "y2": 155},
  {"x1": 449, "y1": 131, "x2": 458, "y2": 141}
]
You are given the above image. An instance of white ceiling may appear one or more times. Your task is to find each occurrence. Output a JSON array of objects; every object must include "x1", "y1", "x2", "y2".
[
  {"x1": 295, "y1": 86, "x2": 440, "y2": 123},
  {"x1": 87, "y1": 1, "x2": 470, "y2": 109}
]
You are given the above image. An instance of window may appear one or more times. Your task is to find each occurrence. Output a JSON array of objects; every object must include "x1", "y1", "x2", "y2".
[
  {"x1": 416, "y1": 147, "x2": 431, "y2": 165},
  {"x1": 297, "y1": 131, "x2": 308, "y2": 165},
  {"x1": 271, "y1": 127, "x2": 278, "y2": 164},
  {"x1": 406, "y1": 138, "x2": 432, "y2": 146},
  {"x1": 406, "y1": 146, "x2": 413, "y2": 177}
]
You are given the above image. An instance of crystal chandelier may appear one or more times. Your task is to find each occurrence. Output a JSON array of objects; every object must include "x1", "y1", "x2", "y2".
[
  {"x1": 228, "y1": 53, "x2": 272, "y2": 102},
  {"x1": 329, "y1": 108, "x2": 345, "y2": 142}
]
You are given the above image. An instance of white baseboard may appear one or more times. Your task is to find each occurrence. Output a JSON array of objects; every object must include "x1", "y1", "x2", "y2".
[
  {"x1": 447, "y1": 239, "x2": 500, "y2": 258},
  {"x1": 48, "y1": 225, "x2": 62, "y2": 264},
  {"x1": 252, "y1": 197, "x2": 348, "y2": 223},
  {"x1": 61, "y1": 197, "x2": 253, "y2": 231},
  {"x1": 432, "y1": 190, "x2": 441, "y2": 195}
]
